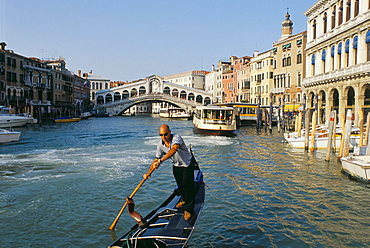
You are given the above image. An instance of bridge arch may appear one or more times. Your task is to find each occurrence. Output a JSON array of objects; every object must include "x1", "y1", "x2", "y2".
[
  {"x1": 172, "y1": 88, "x2": 179, "y2": 97},
  {"x1": 139, "y1": 86, "x2": 146, "y2": 95},
  {"x1": 96, "y1": 75, "x2": 213, "y2": 115},
  {"x1": 122, "y1": 90, "x2": 129, "y2": 99},
  {"x1": 164, "y1": 86, "x2": 170, "y2": 95},
  {"x1": 106, "y1": 94, "x2": 113, "y2": 103},
  {"x1": 180, "y1": 91, "x2": 186, "y2": 99},
  {"x1": 196, "y1": 95, "x2": 203, "y2": 103},
  {"x1": 97, "y1": 95, "x2": 104, "y2": 104},
  {"x1": 131, "y1": 88, "x2": 138, "y2": 97},
  {"x1": 188, "y1": 93, "x2": 195, "y2": 101},
  {"x1": 114, "y1": 92, "x2": 121, "y2": 101}
]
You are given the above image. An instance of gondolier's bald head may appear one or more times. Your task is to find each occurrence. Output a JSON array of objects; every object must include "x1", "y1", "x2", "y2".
[{"x1": 159, "y1": 125, "x2": 171, "y2": 141}]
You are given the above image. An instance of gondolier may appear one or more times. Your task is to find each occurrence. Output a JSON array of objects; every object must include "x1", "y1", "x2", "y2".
[{"x1": 143, "y1": 124, "x2": 195, "y2": 220}]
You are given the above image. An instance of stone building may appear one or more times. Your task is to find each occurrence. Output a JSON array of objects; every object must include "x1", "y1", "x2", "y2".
[
  {"x1": 303, "y1": 0, "x2": 370, "y2": 126},
  {"x1": 163, "y1": 70, "x2": 209, "y2": 90},
  {"x1": 250, "y1": 49, "x2": 275, "y2": 106},
  {"x1": 272, "y1": 12, "x2": 307, "y2": 111},
  {"x1": 87, "y1": 71, "x2": 110, "y2": 104},
  {"x1": 234, "y1": 55, "x2": 252, "y2": 102},
  {"x1": 1, "y1": 42, "x2": 53, "y2": 115}
]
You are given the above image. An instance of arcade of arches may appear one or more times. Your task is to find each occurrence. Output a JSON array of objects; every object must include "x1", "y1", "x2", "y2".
[
  {"x1": 305, "y1": 82, "x2": 370, "y2": 127},
  {"x1": 96, "y1": 86, "x2": 211, "y2": 106}
]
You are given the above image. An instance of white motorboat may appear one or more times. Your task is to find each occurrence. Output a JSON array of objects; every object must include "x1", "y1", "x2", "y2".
[
  {"x1": 0, "y1": 107, "x2": 33, "y2": 128},
  {"x1": 193, "y1": 106, "x2": 236, "y2": 136},
  {"x1": 0, "y1": 129, "x2": 21, "y2": 143},
  {"x1": 284, "y1": 126, "x2": 360, "y2": 149},
  {"x1": 340, "y1": 155, "x2": 370, "y2": 183},
  {"x1": 159, "y1": 107, "x2": 191, "y2": 119}
]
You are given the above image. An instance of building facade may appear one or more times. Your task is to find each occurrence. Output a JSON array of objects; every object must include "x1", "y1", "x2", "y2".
[
  {"x1": 87, "y1": 71, "x2": 110, "y2": 104},
  {"x1": 234, "y1": 56, "x2": 252, "y2": 102},
  {"x1": 250, "y1": 50, "x2": 275, "y2": 106},
  {"x1": 272, "y1": 12, "x2": 307, "y2": 111},
  {"x1": 0, "y1": 42, "x2": 91, "y2": 119},
  {"x1": 163, "y1": 70, "x2": 209, "y2": 90},
  {"x1": 303, "y1": 0, "x2": 370, "y2": 126}
]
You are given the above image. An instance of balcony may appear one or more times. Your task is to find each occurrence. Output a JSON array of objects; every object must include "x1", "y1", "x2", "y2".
[
  {"x1": 28, "y1": 100, "x2": 51, "y2": 106},
  {"x1": 303, "y1": 62, "x2": 370, "y2": 87},
  {"x1": 271, "y1": 88, "x2": 285, "y2": 94}
]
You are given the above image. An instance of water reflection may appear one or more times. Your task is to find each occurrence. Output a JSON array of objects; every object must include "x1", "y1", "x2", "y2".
[{"x1": 0, "y1": 117, "x2": 370, "y2": 247}]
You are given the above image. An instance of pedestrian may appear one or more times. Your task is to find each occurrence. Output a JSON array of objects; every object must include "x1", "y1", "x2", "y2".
[{"x1": 143, "y1": 124, "x2": 195, "y2": 220}]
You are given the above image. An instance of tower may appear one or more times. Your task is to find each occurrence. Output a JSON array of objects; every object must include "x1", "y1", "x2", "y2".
[{"x1": 280, "y1": 10, "x2": 293, "y2": 41}]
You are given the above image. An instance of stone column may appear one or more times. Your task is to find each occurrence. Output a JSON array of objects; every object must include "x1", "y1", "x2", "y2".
[
  {"x1": 356, "y1": 81, "x2": 365, "y2": 127},
  {"x1": 338, "y1": 84, "x2": 346, "y2": 125}
]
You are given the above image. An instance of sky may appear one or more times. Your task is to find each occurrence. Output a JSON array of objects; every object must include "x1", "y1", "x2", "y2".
[{"x1": 0, "y1": 0, "x2": 314, "y2": 82}]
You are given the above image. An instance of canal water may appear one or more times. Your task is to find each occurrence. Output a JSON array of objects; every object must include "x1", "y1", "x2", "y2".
[{"x1": 1, "y1": 116, "x2": 370, "y2": 248}]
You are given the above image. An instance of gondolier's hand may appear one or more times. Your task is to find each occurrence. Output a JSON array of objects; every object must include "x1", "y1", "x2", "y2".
[{"x1": 143, "y1": 160, "x2": 161, "y2": 179}]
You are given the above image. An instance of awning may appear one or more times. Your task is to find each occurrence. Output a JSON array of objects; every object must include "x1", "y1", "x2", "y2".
[{"x1": 284, "y1": 104, "x2": 300, "y2": 112}]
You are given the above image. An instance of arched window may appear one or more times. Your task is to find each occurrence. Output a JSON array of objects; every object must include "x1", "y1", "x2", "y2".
[
  {"x1": 354, "y1": 0, "x2": 359, "y2": 17},
  {"x1": 313, "y1": 19, "x2": 317, "y2": 39},
  {"x1": 322, "y1": 49, "x2": 327, "y2": 73},
  {"x1": 287, "y1": 56, "x2": 291, "y2": 66},
  {"x1": 311, "y1": 54, "x2": 316, "y2": 76},
  {"x1": 338, "y1": 42, "x2": 342, "y2": 68},
  {"x1": 346, "y1": 0, "x2": 351, "y2": 22},
  {"x1": 322, "y1": 49, "x2": 327, "y2": 60},
  {"x1": 353, "y1": 36, "x2": 358, "y2": 64},
  {"x1": 331, "y1": 5, "x2": 336, "y2": 29},
  {"x1": 323, "y1": 12, "x2": 328, "y2": 33},
  {"x1": 311, "y1": 54, "x2": 316, "y2": 65},
  {"x1": 338, "y1": 1, "x2": 343, "y2": 25},
  {"x1": 331, "y1": 45, "x2": 336, "y2": 70},
  {"x1": 345, "y1": 39, "x2": 350, "y2": 66},
  {"x1": 366, "y1": 30, "x2": 370, "y2": 61},
  {"x1": 282, "y1": 58, "x2": 286, "y2": 67},
  {"x1": 297, "y1": 53, "x2": 302, "y2": 64}
]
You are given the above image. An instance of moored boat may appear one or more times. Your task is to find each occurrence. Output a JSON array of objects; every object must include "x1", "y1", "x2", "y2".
[
  {"x1": 340, "y1": 155, "x2": 370, "y2": 183},
  {"x1": 109, "y1": 168, "x2": 205, "y2": 248},
  {"x1": 80, "y1": 112, "x2": 93, "y2": 119},
  {"x1": 54, "y1": 117, "x2": 82, "y2": 123},
  {"x1": 159, "y1": 108, "x2": 191, "y2": 119},
  {"x1": 0, "y1": 129, "x2": 21, "y2": 143},
  {"x1": 193, "y1": 106, "x2": 236, "y2": 136},
  {"x1": 0, "y1": 107, "x2": 33, "y2": 128},
  {"x1": 283, "y1": 126, "x2": 360, "y2": 149}
]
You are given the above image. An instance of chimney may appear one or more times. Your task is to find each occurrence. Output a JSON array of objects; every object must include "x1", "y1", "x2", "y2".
[
  {"x1": 78, "y1": 70, "x2": 81, "y2": 77},
  {"x1": 0, "y1": 42, "x2": 7, "y2": 50}
]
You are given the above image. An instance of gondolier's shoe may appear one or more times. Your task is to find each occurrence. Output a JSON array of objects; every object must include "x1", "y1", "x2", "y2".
[
  {"x1": 175, "y1": 200, "x2": 186, "y2": 209},
  {"x1": 184, "y1": 211, "x2": 192, "y2": 220}
]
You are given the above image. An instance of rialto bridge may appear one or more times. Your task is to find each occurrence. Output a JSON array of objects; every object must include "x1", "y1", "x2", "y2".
[
  {"x1": 96, "y1": 75, "x2": 213, "y2": 115},
  {"x1": 302, "y1": 63, "x2": 370, "y2": 127}
]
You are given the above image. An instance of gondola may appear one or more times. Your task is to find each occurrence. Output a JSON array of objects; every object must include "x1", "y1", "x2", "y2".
[{"x1": 109, "y1": 168, "x2": 205, "y2": 248}]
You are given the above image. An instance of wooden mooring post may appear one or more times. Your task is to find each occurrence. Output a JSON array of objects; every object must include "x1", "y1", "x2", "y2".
[
  {"x1": 304, "y1": 109, "x2": 310, "y2": 151},
  {"x1": 338, "y1": 109, "x2": 352, "y2": 159},
  {"x1": 325, "y1": 110, "x2": 336, "y2": 162},
  {"x1": 310, "y1": 111, "x2": 317, "y2": 152}
]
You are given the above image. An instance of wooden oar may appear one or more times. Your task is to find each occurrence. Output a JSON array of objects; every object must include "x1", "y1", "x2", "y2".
[{"x1": 109, "y1": 166, "x2": 155, "y2": 230}]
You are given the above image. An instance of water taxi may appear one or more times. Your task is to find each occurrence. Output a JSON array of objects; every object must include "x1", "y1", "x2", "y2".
[
  {"x1": 159, "y1": 108, "x2": 191, "y2": 119},
  {"x1": 193, "y1": 106, "x2": 236, "y2": 136}
]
